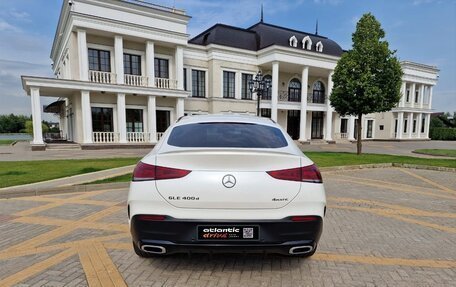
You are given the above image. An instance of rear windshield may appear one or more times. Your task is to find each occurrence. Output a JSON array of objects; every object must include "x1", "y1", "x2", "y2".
[{"x1": 167, "y1": 122, "x2": 288, "y2": 148}]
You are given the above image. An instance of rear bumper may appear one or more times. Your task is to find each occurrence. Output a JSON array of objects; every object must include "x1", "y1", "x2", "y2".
[{"x1": 130, "y1": 215, "x2": 323, "y2": 255}]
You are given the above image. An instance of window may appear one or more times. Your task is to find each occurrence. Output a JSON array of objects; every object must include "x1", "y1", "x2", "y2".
[
  {"x1": 262, "y1": 75, "x2": 272, "y2": 100},
  {"x1": 404, "y1": 120, "x2": 408, "y2": 133},
  {"x1": 415, "y1": 90, "x2": 419, "y2": 103},
  {"x1": 91, "y1": 107, "x2": 113, "y2": 132},
  {"x1": 223, "y1": 71, "x2": 236, "y2": 98},
  {"x1": 340, "y1": 119, "x2": 348, "y2": 133},
  {"x1": 316, "y1": 41, "x2": 323, "y2": 52},
  {"x1": 421, "y1": 117, "x2": 425, "y2": 133},
  {"x1": 154, "y1": 58, "x2": 169, "y2": 78},
  {"x1": 183, "y1": 68, "x2": 187, "y2": 91},
  {"x1": 241, "y1": 73, "x2": 253, "y2": 100},
  {"x1": 366, "y1": 120, "x2": 373, "y2": 138},
  {"x1": 413, "y1": 119, "x2": 417, "y2": 133},
  {"x1": 88, "y1": 49, "x2": 111, "y2": 72},
  {"x1": 123, "y1": 54, "x2": 141, "y2": 76},
  {"x1": 379, "y1": 125, "x2": 384, "y2": 131},
  {"x1": 312, "y1": 81, "x2": 326, "y2": 104},
  {"x1": 302, "y1": 36, "x2": 312, "y2": 50},
  {"x1": 288, "y1": 79, "x2": 301, "y2": 102},
  {"x1": 126, "y1": 109, "x2": 143, "y2": 132},
  {"x1": 192, "y1": 69, "x2": 206, "y2": 98},
  {"x1": 289, "y1": 36, "x2": 297, "y2": 47},
  {"x1": 260, "y1": 108, "x2": 271, "y2": 118},
  {"x1": 168, "y1": 123, "x2": 288, "y2": 148},
  {"x1": 406, "y1": 89, "x2": 410, "y2": 102}
]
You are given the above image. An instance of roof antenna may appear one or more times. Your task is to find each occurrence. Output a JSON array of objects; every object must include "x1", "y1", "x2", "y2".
[
  {"x1": 315, "y1": 19, "x2": 319, "y2": 35},
  {"x1": 260, "y1": 4, "x2": 264, "y2": 23}
]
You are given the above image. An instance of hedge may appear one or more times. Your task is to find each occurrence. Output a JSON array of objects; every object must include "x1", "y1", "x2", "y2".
[{"x1": 429, "y1": 128, "x2": 456, "y2": 140}]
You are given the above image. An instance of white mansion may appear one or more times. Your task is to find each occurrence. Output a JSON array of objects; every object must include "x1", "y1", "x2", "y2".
[{"x1": 22, "y1": 0, "x2": 439, "y2": 150}]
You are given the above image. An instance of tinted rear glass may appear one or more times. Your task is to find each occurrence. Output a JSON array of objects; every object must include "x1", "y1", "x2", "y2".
[{"x1": 167, "y1": 122, "x2": 288, "y2": 148}]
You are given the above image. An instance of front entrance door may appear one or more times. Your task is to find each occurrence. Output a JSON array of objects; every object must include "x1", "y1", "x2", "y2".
[
  {"x1": 366, "y1": 120, "x2": 373, "y2": 138},
  {"x1": 287, "y1": 110, "x2": 300, "y2": 140},
  {"x1": 311, "y1": 112, "x2": 324, "y2": 139},
  {"x1": 156, "y1": 110, "x2": 171, "y2": 133}
]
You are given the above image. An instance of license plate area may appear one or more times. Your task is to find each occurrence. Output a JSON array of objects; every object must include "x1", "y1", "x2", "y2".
[{"x1": 197, "y1": 225, "x2": 259, "y2": 241}]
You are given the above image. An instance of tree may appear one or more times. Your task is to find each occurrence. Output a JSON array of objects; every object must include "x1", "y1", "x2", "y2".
[
  {"x1": 330, "y1": 13, "x2": 403, "y2": 154},
  {"x1": 24, "y1": 120, "x2": 49, "y2": 135}
]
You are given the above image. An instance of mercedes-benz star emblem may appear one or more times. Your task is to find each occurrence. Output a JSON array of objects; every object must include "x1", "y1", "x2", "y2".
[{"x1": 222, "y1": 174, "x2": 236, "y2": 188}]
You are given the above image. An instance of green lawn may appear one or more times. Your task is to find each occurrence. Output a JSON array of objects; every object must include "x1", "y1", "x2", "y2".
[
  {"x1": 0, "y1": 140, "x2": 15, "y2": 145},
  {"x1": 413, "y1": 149, "x2": 456, "y2": 158},
  {"x1": 0, "y1": 158, "x2": 140, "y2": 188},
  {"x1": 86, "y1": 152, "x2": 456, "y2": 185}
]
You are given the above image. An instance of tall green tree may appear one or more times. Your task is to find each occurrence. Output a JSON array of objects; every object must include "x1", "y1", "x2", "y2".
[{"x1": 330, "y1": 13, "x2": 403, "y2": 154}]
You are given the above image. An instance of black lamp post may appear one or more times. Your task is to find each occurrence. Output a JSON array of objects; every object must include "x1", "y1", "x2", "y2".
[{"x1": 249, "y1": 71, "x2": 271, "y2": 116}]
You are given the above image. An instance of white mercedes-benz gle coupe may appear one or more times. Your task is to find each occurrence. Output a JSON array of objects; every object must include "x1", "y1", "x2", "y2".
[{"x1": 128, "y1": 114, "x2": 326, "y2": 257}]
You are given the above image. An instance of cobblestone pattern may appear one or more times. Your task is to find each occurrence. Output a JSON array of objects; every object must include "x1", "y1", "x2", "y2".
[{"x1": 0, "y1": 168, "x2": 454, "y2": 286}]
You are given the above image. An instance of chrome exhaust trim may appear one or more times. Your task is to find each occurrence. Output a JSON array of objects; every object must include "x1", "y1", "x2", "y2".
[
  {"x1": 141, "y1": 245, "x2": 166, "y2": 254},
  {"x1": 289, "y1": 245, "x2": 313, "y2": 255}
]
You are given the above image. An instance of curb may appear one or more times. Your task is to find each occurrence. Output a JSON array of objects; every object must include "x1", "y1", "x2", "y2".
[{"x1": 320, "y1": 163, "x2": 456, "y2": 173}]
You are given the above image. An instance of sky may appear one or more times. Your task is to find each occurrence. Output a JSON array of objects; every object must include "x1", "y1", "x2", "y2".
[{"x1": 0, "y1": 0, "x2": 455, "y2": 121}]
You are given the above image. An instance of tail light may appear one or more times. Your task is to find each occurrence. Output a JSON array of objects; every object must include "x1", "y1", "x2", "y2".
[
  {"x1": 132, "y1": 162, "x2": 191, "y2": 181},
  {"x1": 137, "y1": 215, "x2": 166, "y2": 221},
  {"x1": 267, "y1": 164, "x2": 322, "y2": 183},
  {"x1": 291, "y1": 216, "x2": 320, "y2": 222}
]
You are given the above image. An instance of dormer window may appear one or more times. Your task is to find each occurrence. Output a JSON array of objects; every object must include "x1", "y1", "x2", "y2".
[
  {"x1": 316, "y1": 41, "x2": 323, "y2": 52},
  {"x1": 302, "y1": 36, "x2": 312, "y2": 50},
  {"x1": 289, "y1": 36, "x2": 298, "y2": 47}
]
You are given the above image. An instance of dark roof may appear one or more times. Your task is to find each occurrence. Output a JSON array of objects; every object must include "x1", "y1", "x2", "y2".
[{"x1": 189, "y1": 22, "x2": 343, "y2": 57}]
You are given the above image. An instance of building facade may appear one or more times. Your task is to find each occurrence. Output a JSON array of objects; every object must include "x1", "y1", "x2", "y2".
[{"x1": 22, "y1": 0, "x2": 439, "y2": 150}]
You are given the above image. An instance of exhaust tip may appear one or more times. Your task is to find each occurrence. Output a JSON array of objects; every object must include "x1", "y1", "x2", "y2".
[
  {"x1": 141, "y1": 245, "x2": 166, "y2": 254},
  {"x1": 289, "y1": 245, "x2": 313, "y2": 255}
]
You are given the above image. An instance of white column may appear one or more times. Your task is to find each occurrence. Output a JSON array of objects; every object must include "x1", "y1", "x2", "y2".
[
  {"x1": 408, "y1": 113, "x2": 413, "y2": 139},
  {"x1": 77, "y1": 30, "x2": 88, "y2": 81},
  {"x1": 114, "y1": 35, "x2": 124, "y2": 85},
  {"x1": 147, "y1": 96, "x2": 157, "y2": 143},
  {"x1": 298, "y1": 66, "x2": 309, "y2": 141},
  {"x1": 417, "y1": 113, "x2": 423, "y2": 138},
  {"x1": 419, "y1": 85, "x2": 425, "y2": 108},
  {"x1": 348, "y1": 116, "x2": 356, "y2": 141},
  {"x1": 117, "y1": 93, "x2": 127, "y2": 143},
  {"x1": 175, "y1": 46, "x2": 184, "y2": 90},
  {"x1": 271, "y1": 61, "x2": 279, "y2": 121},
  {"x1": 400, "y1": 82, "x2": 406, "y2": 107},
  {"x1": 80, "y1": 90, "x2": 92, "y2": 143},
  {"x1": 428, "y1": 86, "x2": 433, "y2": 109},
  {"x1": 410, "y1": 83, "x2": 416, "y2": 108},
  {"x1": 325, "y1": 71, "x2": 334, "y2": 141},
  {"x1": 176, "y1": 98, "x2": 184, "y2": 119},
  {"x1": 146, "y1": 41, "x2": 155, "y2": 87},
  {"x1": 30, "y1": 87, "x2": 44, "y2": 145},
  {"x1": 397, "y1": 112, "x2": 404, "y2": 139},
  {"x1": 425, "y1": 114, "x2": 431, "y2": 138}
]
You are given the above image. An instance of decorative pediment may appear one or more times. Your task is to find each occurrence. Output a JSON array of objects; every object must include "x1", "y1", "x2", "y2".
[
  {"x1": 302, "y1": 36, "x2": 312, "y2": 50},
  {"x1": 289, "y1": 35, "x2": 298, "y2": 47},
  {"x1": 316, "y1": 41, "x2": 323, "y2": 52}
]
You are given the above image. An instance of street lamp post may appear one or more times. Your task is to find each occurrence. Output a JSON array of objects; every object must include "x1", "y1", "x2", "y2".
[{"x1": 249, "y1": 71, "x2": 271, "y2": 116}]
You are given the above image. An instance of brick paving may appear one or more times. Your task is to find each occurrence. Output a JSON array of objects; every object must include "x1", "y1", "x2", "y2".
[{"x1": 0, "y1": 167, "x2": 454, "y2": 286}]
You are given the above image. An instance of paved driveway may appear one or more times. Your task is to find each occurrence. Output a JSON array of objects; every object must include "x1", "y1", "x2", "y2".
[{"x1": 0, "y1": 167, "x2": 455, "y2": 286}]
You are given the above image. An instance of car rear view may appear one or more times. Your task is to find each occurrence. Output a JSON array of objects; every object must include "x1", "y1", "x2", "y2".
[{"x1": 128, "y1": 115, "x2": 326, "y2": 257}]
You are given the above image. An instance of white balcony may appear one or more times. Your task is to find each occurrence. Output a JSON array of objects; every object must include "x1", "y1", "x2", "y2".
[
  {"x1": 92, "y1": 132, "x2": 119, "y2": 143},
  {"x1": 155, "y1": 78, "x2": 177, "y2": 89},
  {"x1": 127, "y1": 132, "x2": 150, "y2": 142},
  {"x1": 125, "y1": 74, "x2": 148, "y2": 87},
  {"x1": 89, "y1": 70, "x2": 116, "y2": 84}
]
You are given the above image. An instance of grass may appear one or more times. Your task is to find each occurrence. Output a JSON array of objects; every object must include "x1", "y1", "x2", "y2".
[
  {"x1": 0, "y1": 140, "x2": 15, "y2": 145},
  {"x1": 86, "y1": 152, "x2": 456, "y2": 185},
  {"x1": 413, "y1": 149, "x2": 456, "y2": 158},
  {"x1": 0, "y1": 157, "x2": 140, "y2": 188}
]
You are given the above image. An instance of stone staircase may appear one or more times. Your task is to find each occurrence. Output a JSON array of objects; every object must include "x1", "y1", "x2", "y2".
[{"x1": 46, "y1": 143, "x2": 81, "y2": 150}]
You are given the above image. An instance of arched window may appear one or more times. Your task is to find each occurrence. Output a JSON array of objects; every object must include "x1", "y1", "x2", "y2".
[
  {"x1": 312, "y1": 81, "x2": 325, "y2": 103},
  {"x1": 289, "y1": 36, "x2": 298, "y2": 47},
  {"x1": 288, "y1": 78, "x2": 301, "y2": 102},
  {"x1": 302, "y1": 36, "x2": 312, "y2": 50},
  {"x1": 316, "y1": 41, "x2": 323, "y2": 52},
  {"x1": 262, "y1": 75, "x2": 272, "y2": 100}
]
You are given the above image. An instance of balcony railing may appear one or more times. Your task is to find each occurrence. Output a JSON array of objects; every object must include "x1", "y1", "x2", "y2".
[
  {"x1": 93, "y1": 132, "x2": 119, "y2": 143},
  {"x1": 155, "y1": 78, "x2": 177, "y2": 89},
  {"x1": 127, "y1": 132, "x2": 150, "y2": 143},
  {"x1": 335, "y1": 132, "x2": 348, "y2": 139},
  {"x1": 278, "y1": 91, "x2": 301, "y2": 102},
  {"x1": 89, "y1": 70, "x2": 116, "y2": 84},
  {"x1": 260, "y1": 92, "x2": 327, "y2": 104},
  {"x1": 125, "y1": 74, "x2": 148, "y2": 87},
  {"x1": 307, "y1": 93, "x2": 326, "y2": 104},
  {"x1": 157, "y1": 132, "x2": 165, "y2": 141}
]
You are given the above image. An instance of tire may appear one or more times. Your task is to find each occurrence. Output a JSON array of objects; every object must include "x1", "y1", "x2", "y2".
[{"x1": 132, "y1": 242, "x2": 165, "y2": 258}]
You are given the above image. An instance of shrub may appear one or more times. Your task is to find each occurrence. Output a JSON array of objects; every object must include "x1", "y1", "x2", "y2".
[{"x1": 429, "y1": 128, "x2": 456, "y2": 140}]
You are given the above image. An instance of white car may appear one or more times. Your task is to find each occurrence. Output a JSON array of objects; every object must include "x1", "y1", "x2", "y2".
[{"x1": 128, "y1": 114, "x2": 326, "y2": 257}]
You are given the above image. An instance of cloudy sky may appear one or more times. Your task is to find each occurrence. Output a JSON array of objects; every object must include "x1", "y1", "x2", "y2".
[{"x1": 0, "y1": 0, "x2": 455, "y2": 120}]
